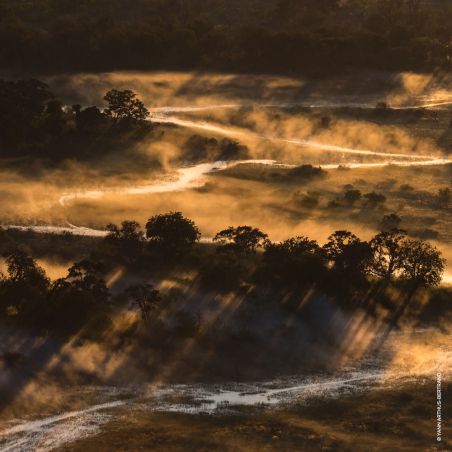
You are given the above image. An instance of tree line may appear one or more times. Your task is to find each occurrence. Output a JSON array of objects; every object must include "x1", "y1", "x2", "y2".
[
  {"x1": 1, "y1": 0, "x2": 452, "y2": 74},
  {"x1": 0, "y1": 211, "x2": 445, "y2": 332}
]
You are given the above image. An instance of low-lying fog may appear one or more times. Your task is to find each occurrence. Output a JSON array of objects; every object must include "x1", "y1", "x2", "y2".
[{"x1": 1, "y1": 70, "x2": 452, "y2": 450}]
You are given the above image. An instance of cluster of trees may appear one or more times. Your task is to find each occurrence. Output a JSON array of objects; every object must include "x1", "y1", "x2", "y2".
[
  {"x1": 0, "y1": 80, "x2": 150, "y2": 157},
  {"x1": 1, "y1": 0, "x2": 452, "y2": 74},
  {"x1": 98, "y1": 212, "x2": 446, "y2": 296},
  {"x1": 0, "y1": 211, "x2": 446, "y2": 331},
  {"x1": 0, "y1": 249, "x2": 112, "y2": 330},
  {"x1": 0, "y1": 246, "x2": 164, "y2": 331},
  {"x1": 294, "y1": 188, "x2": 387, "y2": 210}
]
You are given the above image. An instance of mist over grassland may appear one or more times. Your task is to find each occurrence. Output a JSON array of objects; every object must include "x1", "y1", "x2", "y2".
[{"x1": 1, "y1": 65, "x2": 452, "y2": 450}]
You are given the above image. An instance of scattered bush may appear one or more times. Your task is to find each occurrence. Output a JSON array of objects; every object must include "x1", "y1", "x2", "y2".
[
  {"x1": 344, "y1": 189, "x2": 362, "y2": 206},
  {"x1": 399, "y1": 184, "x2": 414, "y2": 192},
  {"x1": 293, "y1": 192, "x2": 319, "y2": 209},
  {"x1": 364, "y1": 191, "x2": 387, "y2": 207},
  {"x1": 380, "y1": 213, "x2": 402, "y2": 231},
  {"x1": 288, "y1": 164, "x2": 327, "y2": 179}
]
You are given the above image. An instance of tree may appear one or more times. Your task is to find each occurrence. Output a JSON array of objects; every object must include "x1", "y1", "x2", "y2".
[
  {"x1": 41, "y1": 99, "x2": 67, "y2": 135},
  {"x1": 63, "y1": 260, "x2": 111, "y2": 306},
  {"x1": 214, "y1": 225, "x2": 268, "y2": 258},
  {"x1": 399, "y1": 183, "x2": 414, "y2": 192},
  {"x1": 323, "y1": 230, "x2": 361, "y2": 263},
  {"x1": 125, "y1": 284, "x2": 161, "y2": 323},
  {"x1": 438, "y1": 188, "x2": 452, "y2": 206},
  {"x1": 104, "y1": 220, "x2": 145, "y2": 266},
  {"x1": 400, "y1": 240, "x2": 445, "y2": 289},
  {"x1": 322, "y1": 231, "x2": 372, "y2": 290},
  {"x1": 380, "y1": 213, "x2": 402, "y2": 230},
  {"x1": 293, "y1": 192, "x2": 319, "y2": 209},
  {"x1": 45, "y1": 260, "x2": 111, "y2": 330},
  {"x1": 344, "y1": 189, "x2": 362, "y2": 206},
  {"x1": 0, "y1": 247, "x2": 50, "y2": 318},
  {"x1": 369, "y1": 229, "x2": 407, "y2": 279},
  {"x1": 2, "y1": 247, "x2": 47, "y2": 285},
  {"x1": 376, "y1": 101, "x2": 390, "y2": 110},
  {"x1": 145, "y1": 212, "x2": 201, "y2": 259},
  {"x1": 288, "y1": 164, "x2": 327, "y2": 179},
  {"x1": 364, "y1": 191, "x2": 387, "y2": 207},
  {"x1": 103, "y1": 89, "x2": 149, "y2": 128},
  {"x1": 72, "y1": 104, "x2": 105, "y2": 133},
  {"x1": 261, "y1": 236, "x2": 325, "y2": 286}
]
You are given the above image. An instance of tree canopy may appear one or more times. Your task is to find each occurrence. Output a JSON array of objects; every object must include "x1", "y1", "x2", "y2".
[
  {"x1": 103, "y1": 89, "x2": 149, "y2": 128},
  {"x1": 145, "y1": 211, "x2": 201, "y2": 258},
  {"x1": 214, "y1": 226, "x2": 268, "y2": 258}
]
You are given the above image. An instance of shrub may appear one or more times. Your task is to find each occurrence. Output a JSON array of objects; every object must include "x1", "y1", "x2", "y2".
[
  {"x1": 293, "y1": 192, "x2": 319, "y2": 209},
  {"x1": 364, "y1": 191, "x2": 386, "y2": 207},
  {"x1": 344, "y1": 189, "x2": 362, "y2": 206},
  {"x1": 399, "y1": 183, "x2": 414, "y2": 192},
  {"x1": 288, "y1": 164, "x2": 327, "y2": 179},
  {"x1": 376, "y1": 101, "x2": 390, "y2": 109}
]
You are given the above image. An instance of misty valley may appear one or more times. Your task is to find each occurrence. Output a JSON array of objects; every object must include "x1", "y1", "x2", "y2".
[{"x1": 1, "y1": 70, "x2": 452, "y2": 451}]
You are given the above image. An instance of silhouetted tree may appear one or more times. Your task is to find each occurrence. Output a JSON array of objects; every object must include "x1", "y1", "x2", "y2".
[
  {"x1": 400, "y1": 240, "x2": 445, "y2": 289},
  {"x1": 261, "y1": 237, "x2": 326, "y2": 286},
  {"x1": 104, "y1": 220, "x2": 145, "y2": 266},
  {"x1": 369, "y1": 229, "x2": 407, "y2": 279},
  {"x1": 380, "y1": 213, "x2": 402, "y2": 230},
  {"x1": 41, "y1": 99, "x2": 67, "y2": 135},
  {"x1": 344, "y1": 189, "x2": 362, "y2": 206},
  {"x1": 438, "y1": 188, "x2": 452, "y2": 206},
  {"x1": 293, "y1": 192, "x2": 319, "y2": 209},
  {"x1": 103, "y1": 89, "x2": 149, "y2": 128},
  {"x1": 125, "y1": 283, "x2": 161, "y2": 323},
  {"x1": 72, "y1": 104, "x2": 105, "y2": 133},
  {"x1": 145, "y1": 212, "x2": 201, "y2": 259},
  {"x1": 364, "y1": 191, "x2": 387, "y2": 207},
  {"x1": 214, "y1": 226, "x2": 268, "y2": 258},
  {"x1": 62, "y1": 260, "x2": 111, "y2": 305},
  {"x1": 323, "y1": 231, "x2": 372, "y2": 291},
  {"x1": 0, "y1": 247, "x2": 50, "y2": 319},
  {"x1": 45, "y1": 260, "x2": 111, "y2": 330}
]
